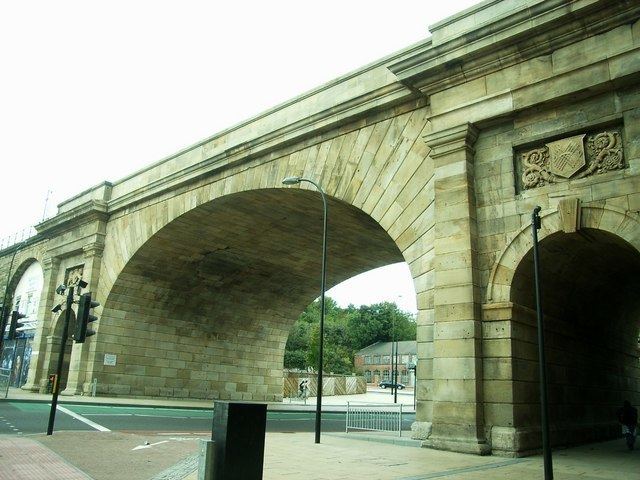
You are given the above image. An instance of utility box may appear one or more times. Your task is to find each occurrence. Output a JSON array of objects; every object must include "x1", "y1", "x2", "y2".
[{"x1": 211, "y1": 401, "x2": 267, "y2": 480}]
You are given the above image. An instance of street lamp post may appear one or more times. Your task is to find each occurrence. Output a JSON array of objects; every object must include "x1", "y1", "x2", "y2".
[
  {"x1": 391, "y1": 313, "x2": 397, "y2": 403},
  {"x1": 282, "y1": 176, "x2": 328, "y2": 444},
  {"x1": 531, "y1": 206, "x2": 553, "y2": 480}
]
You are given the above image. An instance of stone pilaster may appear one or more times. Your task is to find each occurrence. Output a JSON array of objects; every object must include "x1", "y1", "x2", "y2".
[
  {"x1": 62, "y1": 243, "x2": 104, "y2": 396},
  {"x1": 22, "y1": 256, "x2": 60, "y2": 393},
  {"x1": 422, "y1": 123, "x2": 490, "y2": 455}
]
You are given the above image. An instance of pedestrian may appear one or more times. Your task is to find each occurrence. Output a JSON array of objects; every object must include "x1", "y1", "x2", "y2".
[
  {"x1": 299, "y1": 379, "x2": 306, "y2": 398},
  {"x1": 617, "y1": 400, "x2": 638, "y2": 451}
]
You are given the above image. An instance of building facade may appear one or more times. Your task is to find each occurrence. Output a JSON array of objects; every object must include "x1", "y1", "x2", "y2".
[{"x1": 354, "y1": 341, "x2": 416, "y2": 386}]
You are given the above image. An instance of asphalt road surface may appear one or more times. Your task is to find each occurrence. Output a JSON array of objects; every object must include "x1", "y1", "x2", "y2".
[{"x1": 0, "y1": 401, "x2": 415, "y2": 436}]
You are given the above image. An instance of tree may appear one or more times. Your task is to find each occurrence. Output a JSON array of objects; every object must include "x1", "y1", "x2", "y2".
[
  {"x1": 284, "y1": 298, "x2": 416, "y2": 373},
  {"x1": 346, "y1": 302, "x2": 416, "y2": 351}
]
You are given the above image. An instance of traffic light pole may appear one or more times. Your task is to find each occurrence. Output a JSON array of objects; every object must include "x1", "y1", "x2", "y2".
[{"x1": 47, "y1": 286, "x2": 74, "y2": 436}]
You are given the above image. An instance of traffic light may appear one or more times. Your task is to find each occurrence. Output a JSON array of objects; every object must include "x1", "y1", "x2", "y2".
[
  {"x1": 8, "y1": 311, "x2": 27, "y2": 340},
  {"x1": 74, "y1": 292, "x2": 99, "y2": 343}
]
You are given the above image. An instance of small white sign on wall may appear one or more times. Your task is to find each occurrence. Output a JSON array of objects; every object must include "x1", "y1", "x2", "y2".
[{"x1": 103, "y1": 353, "x2": 117, "y2": 366}]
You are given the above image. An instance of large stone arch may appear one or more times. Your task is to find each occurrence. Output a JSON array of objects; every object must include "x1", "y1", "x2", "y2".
[
  {"x1": 89, "y1": 187, "x2": 415, "y2": 399},
  {"x1": 72, "y1": 105, "x2": 434, "y2": 399},
  {"x1": 483, "y1": 205, "x2": 640, "y2": 454}
]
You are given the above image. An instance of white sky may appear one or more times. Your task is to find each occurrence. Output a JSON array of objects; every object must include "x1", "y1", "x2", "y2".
[{"x1": 0, "y1": 0, "x2": 482, "y2": 314}]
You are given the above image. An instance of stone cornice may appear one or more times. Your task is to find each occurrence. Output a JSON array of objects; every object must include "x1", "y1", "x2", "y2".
[
  {"x1": 388, "y1": 0, "x2": 640, "y2": 96},
  {"x1": 36, "y1": 200, "x2": 109, "y2": 238}
]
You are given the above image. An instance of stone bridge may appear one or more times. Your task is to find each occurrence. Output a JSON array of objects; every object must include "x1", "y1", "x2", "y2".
[{"x1": 2, "y1": 0, "x2": 640, "y2": 456}]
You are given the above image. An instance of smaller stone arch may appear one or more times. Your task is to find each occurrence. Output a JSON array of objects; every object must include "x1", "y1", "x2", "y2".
[
  {"x1": 486, "y1": 205, "x2": 640, "y2": 304},
  {"x1": 3, "y1": 257, "x2": 40, "y2": 304},
  {"x1": 52, "y1": 308, "x2": 77, "y2": 338},
  {"x1": 484, "y1": 204, "x2": 640, "y2": 455}
]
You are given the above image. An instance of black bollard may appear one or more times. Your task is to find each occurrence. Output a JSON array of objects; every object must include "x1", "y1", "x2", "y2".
[{"x1": 211, "y1": 401, "x2": 267, "y2": 480}]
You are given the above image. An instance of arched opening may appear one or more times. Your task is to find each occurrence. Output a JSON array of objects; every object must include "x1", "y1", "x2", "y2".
[
  {"x1": 0, "y1": 259, "x2": 43, "y2": 388},
  {"x1": 510, "y1": 228, "x2": 640, "y2": 447},
  {"x1": 282, "y1": 262, "x2": 418, "y2": 399},
  {"x1": 97, "y1": 188, "x2": 406, "y2": 400}
]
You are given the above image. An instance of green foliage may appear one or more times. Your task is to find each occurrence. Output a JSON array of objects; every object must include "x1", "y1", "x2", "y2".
[{"x1": 284, "y1": 298, "x2": 416, "y2": 374}]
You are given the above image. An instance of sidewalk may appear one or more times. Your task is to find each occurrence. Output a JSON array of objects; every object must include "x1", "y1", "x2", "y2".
[
  {"x1": 0, "y1": 435, "x2": 90, "y2": 480},
  {"x1": 6, "y1": 431, "x2": 638, "y2": 480},
  {"x1": 2, "y1": 388, "x2": 639, "y2": 479}
]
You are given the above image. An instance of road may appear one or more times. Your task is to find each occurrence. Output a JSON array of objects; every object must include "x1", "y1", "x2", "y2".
[{"x1": 0, "y1": 401, "x2": 415, "y2": 436}]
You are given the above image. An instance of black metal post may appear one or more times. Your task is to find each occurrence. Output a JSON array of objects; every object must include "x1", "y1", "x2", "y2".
[
  {"x1": 390, "y1": 335, "x2": 394, "y2": 397},
  {"x1": 391, "y1": 314, "x2": 396, "y2": 401},
  {"x1": 393, "y1": 340, "x2": 398, "y2": 404},
  {"x1": 315, "y1": 184, "x2": 328, "y2": 444},
  {"x1": 531, "y1": 206, "x2": 553, "y2": 479},
  {"x1": 47, "y1": 286, "x2": 74, "y2": 436},
  {"x1": 413, "y1": 364, "x2": 417, "y2": 410},
  {"x1": 281, "y1": 176, "x2": 328, "y2": 444}
]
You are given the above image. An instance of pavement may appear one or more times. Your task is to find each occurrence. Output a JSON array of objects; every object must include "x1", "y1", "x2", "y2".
[{"x1": 1, "y1": 387, "x2": 639, "y2": 479}]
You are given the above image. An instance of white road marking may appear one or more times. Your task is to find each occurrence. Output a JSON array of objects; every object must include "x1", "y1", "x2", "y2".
[
  {"x1": 132, "y1": 440, "x2": 169, "y2": 450},
  {"x1": 83, "y1": 413, "x2": 134, "y2": 416},
  {"x1": 84, "y1": 412, "x2": 196, "y2": 419},
  {"x1": 56, "y1": 405, "x2": 111, "y2": 432},
  {"x1": 133, "y1": 414, "x2": 186, "y2": 418}
]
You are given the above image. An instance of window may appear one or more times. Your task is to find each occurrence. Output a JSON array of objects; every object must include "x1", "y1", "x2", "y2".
[
  {"x1": 373, "y1": 355, "x2": 380, "y2": 364},
  {"x1": 401, "y1": 371, "x2": 409, "y2": 383},
  {"x1": 13, "y1": 296, "x2": 21, "y2": 312},
  {"x1": 401, "y1": 354, "x2": 409, "y2": 364},
  {"x1": 382, "y1": 355, "x2": 390, "y2": 364},
  {"x1": 26, "y1": 293, "x2": 37, "y2": 316},
  {"x1": 364, "y1": 355, "x2": 371, "y2": 365},
  {"x1": 373, "y1": 370, "x2": 381, "y2": 381},
  {"x1": 365, "y1": 370, "x2": 372, "y2": 382},
  {"x1": 382, "y1": 370, "x2": 390, "y2": 380}
]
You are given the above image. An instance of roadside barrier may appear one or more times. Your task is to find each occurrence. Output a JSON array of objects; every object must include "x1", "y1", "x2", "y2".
[{"x1": 345, "y1": 402, "x2": 403, "y2": 436}]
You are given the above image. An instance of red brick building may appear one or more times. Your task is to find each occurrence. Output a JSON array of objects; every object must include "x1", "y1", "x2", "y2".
[{"x1": 354, "y1": 341, "x2": 416, "y2": 387}]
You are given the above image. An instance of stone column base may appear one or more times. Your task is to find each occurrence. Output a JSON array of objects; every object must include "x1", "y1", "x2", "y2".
[
  {"x1": 411, "y1": 421, "x2": 432, "y2": 440},
  {"x1": 61, "y1": 384, "x2": 83, "y2": 396},
  {"x1": 422, "y1": 435, "x2": 491, "y2": 455},
  {"x1": 20, "y1": 380, "x2": 45, "y2": 393},
  {"x1": 490, "y1": 427, "x2": 538, "y2": 457}
]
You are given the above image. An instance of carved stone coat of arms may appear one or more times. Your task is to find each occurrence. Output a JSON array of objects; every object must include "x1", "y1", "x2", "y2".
[{"x1": 518, "y1": 128, "x2": 624, "y2": 190}]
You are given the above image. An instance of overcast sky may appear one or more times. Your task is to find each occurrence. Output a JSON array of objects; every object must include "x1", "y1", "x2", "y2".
[{"x1": 0, "y1": 0, "x2": 482, "y2": 313}]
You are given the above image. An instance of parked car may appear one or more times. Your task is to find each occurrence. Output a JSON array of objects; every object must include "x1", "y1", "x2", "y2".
[{"x1": 378, "y1": 380, "x2": 405, "y2": 390}]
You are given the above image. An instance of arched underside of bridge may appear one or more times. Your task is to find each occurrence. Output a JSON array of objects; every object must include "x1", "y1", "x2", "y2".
[
  {"x1": 508, "y1": 228, "x2": 640, "y2": 450},
  {"x1": 96, "y1": 188, "x2": 405, "y2": 400}
]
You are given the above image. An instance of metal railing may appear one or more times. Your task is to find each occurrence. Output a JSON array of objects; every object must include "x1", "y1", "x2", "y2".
[
  {"x1": 345, "y1": 402, "x2": 404, "y2": 436},
  {"x1": 0, "y1": 226, "x2": 37, "y2": 251}
]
